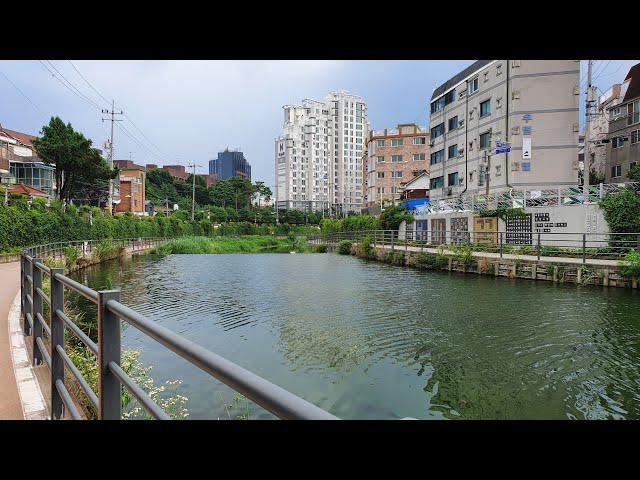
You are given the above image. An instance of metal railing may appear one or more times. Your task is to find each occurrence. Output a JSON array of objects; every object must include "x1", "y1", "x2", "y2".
[
  {"x1": 20, "y1": 239, "x2": 337, "y2": 420},
  {"x1": 309, "y1": 230, "x2": 640, "y2": 264},
  {"x1": 419, "y1": 182, "x2": 640, "y2": 215}
]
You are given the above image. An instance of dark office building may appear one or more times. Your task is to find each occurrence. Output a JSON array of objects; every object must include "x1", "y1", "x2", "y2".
[{"x1": 209, "y1": 149, "x2": 251, "y2": 181}]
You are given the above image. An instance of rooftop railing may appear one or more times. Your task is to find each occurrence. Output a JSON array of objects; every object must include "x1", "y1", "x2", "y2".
[{"x1": 20, "y1": 238, "x2": 338, "y2": 420}]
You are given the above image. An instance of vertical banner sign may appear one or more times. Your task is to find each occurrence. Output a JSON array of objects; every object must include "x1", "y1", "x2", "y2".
[{"x1": 522, "y1": 136, "x2": 532, "y2": 160}]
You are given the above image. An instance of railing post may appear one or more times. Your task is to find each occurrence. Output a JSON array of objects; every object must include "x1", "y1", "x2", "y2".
[
  {"x1": 582, "y1": 233, "x2": 586, "y2": 264},
  {"x1": 32, "y1": 258, "x2": 43, "y2": 366},
  {"x1": 391, "y1": 231, "x2": 395, "y2": 251},
  {"x1": 499, "y1": 232, "x2": 504, "y2": 258},
  {"x1": 537, "y1": 233, "x2": 541, "y2": 260},
  {"x1": 50, "y1": 267, "x2": 65, "y2": 419},
  {"x1": 97, "y1": 290, "x2": 122, "y2": 420}
]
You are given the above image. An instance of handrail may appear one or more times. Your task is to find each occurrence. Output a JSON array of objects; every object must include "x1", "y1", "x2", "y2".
[{"x1": 19, "y1": 238, "x2": 338, "y2": 420}]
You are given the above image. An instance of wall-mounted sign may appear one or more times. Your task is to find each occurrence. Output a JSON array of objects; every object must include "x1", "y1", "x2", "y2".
[
  {"x1": 522, "y1": 137, "x2": 532, "y2": 159},
  {"x1": 505, "y1": 213, "x2": 533, "y2": 245}
]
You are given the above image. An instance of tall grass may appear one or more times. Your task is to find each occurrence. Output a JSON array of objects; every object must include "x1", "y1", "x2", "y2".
[{"x1": 150, "y1": 235, "x2": 310, "y2": 255}]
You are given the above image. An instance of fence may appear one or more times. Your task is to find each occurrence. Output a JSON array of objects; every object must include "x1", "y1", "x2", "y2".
[
  {"x1": 309, "y1": 230, "x2": 640, "y2": 264},
  {"x1": 419, "y1": 182, "x2": 640, "y2": 215},
  {"x1": 19, "y1": 238, "x2": 337, "y2": 420}
]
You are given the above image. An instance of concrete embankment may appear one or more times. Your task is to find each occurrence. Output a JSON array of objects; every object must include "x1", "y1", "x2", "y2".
[{"x1": 343, "y1": 243, "x2": 638, "y2": 289}]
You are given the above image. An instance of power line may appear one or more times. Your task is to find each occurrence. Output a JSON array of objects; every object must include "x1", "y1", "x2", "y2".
[
  {"x1": 0, "y1": 70, "x2": 45, "y2": 115},
  {"x1": 66, "y1": 60, "x2": 111, "y2": 107},
  {"x1": 40, "y1": 60, "x2": 102, "y2": 110}
]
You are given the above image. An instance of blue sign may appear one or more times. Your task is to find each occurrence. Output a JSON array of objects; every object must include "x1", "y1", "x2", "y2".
[
  {"x1": 523, "y1": 125, "x2": 532, "y2": 135},
  {"x1": 522, "y1": 162, "x2": 531, "y2": 171},
  {"x1": 495, "y1": 147, "x2": 511, "y2": 154},
  {"x1": 522, "y1": 113, "x2": 532, "y2": 121}
]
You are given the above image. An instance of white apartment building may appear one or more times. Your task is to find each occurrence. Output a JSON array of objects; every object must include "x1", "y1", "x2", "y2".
[{"x1": 275, "y1": 90, "x2": 368, "y2": 214}]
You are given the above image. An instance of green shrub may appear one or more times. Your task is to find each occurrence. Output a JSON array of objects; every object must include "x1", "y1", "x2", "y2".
[
  {"x1": 64, "y1": 245, "x2": 80, "y2": 268},
  {"x1": 312, "y1": 243, "x2": 327, "y2": 253},
  {"x1": 620, "y1": 250, "x2": 640, "y2": 280},
  {"x1": 360, "y1": 235, "x2": 374, "y2": 259},
  {"x1": 337, "y1": 240, "x2": 353, "y2": 255}
]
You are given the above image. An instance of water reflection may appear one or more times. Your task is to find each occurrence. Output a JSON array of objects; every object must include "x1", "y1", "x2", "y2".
[{"x1": 71, "y1": 253, "x2": 640, "y2": 420}]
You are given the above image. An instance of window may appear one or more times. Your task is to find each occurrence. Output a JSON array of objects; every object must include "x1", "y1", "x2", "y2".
[
  {"x1": 431, "y1": 123, "x2": 445, "y2": 139},
  {"x1": 391, "y1": 138, "x2": 404, "y2": 146},
  {"x1": 631, "y1": 162, "x2": 637, "y2": 170},
  {"x1": 413, "y1": 153, "x2": 426, "y2": 161},
  {"x1": 448, "y1": 172, "x2": 459, "y2": 186},
  {"x1": 377, "y1": 156, "x2": 385, "y2": 163},
  {"x1": 480, "y1": 99, "x2": 491, "y2": 117},
  {"x1": 612, "y1": 137, "x2": 624, "y2": 149},
  {"x1": 611, "y1": 165, "x2": 622, "y2": 178},
  {"x1": 377, "y1": 171, "x2": 385, "y2": 178},
  {"x1": 431, "y1": 96, "x2": 445, "y2": 113},
  {"x1": 413, "y1": 137, "x2": 426, "y2": 145},
  {"x1": 392, "y1": 155, "x2": 403, "y2": 162},
  {"x1": 376, "y1": 139, "x2": 385, "y2": 147},
  {"x1": 480, "y1": 132, "x2": 491, "y2": 149},
  {"x1": 629, "y1": 100, "x2": 640, "y2": 125},
  {"x1": 632, "y1": 130, "x2": 639, "y2": 144},
  {"x1": 430, "y1": 176, "x2": 444, "y2": 189},
  {"x1": 377, "y1": 187, "x2": 385, "y2": 194},
  {"x1": 392, "y1": 171, "x2": 403, "y2": 178},
  {"x1": 448, "y1": 144, "x2": 458, "y2": 159},
  {"x1": 468, "y1": 77, "x2": 479, "y2": 94},
  {"x1": 445, "y1": 89, "x2": 456, "y2": 105},
  {"x1": 448, "y1": 116, "x2": 459, "y2": 131},
  {"x1": 430, "y1": 149, "x2": 444, "y2": 165}
]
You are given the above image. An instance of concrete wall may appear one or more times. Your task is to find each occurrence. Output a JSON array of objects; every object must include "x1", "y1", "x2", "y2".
[{"x1": 403, "y1": 204, "x2": 608, "y2": 247}]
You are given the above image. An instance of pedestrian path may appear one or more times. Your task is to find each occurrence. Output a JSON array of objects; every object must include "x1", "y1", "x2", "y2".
[
  {"x1": 0, "y1": 262, "x2": 25, "y2": 419},
  {"x1": 374, "y1": 243, "x2": 621, "y2": 267}
]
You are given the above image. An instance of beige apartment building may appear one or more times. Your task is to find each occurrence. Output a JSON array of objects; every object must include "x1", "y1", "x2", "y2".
[
  {"x1": 428, "y1": 60, "x2": 580, "y2": 201},
  {"x1": 363, "y1": 124, "x2": 429, "y2": 211},
  {"x1": 604, "y1": 62, "x2": 640, "y2": 183}
]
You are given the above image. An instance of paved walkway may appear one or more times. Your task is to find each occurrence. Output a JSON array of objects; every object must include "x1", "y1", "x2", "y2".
[
  {"x1": 370, "y1": 243, "x2": 621, "y2": 267},
  {"x1": 0, "y1": 262, "x2": 23, "y2": 419}
]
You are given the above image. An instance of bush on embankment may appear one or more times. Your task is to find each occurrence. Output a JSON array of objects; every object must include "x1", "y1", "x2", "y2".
[
  {"x1": 337, "y1": 240, "x2": 353, "y2": 255},
  {"x1": 0, "y1": 202, "x2": 322, "y2": 252}
]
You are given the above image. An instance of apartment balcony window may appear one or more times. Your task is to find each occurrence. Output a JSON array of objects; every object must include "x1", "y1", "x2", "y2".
[
  {"x1": 629, "y1": 100, "x2": 640, "y2": 125},
  {"x1": 377, "y1": 187, "x2": 385, "y2": 194},
  {"x1": 413, "y1": 137, "x2": 426, "y2": 145},
  {"x1": 448, "y1": 144, "x2": 458, "y2": 159},
  {"x1": 392, "y1": 155, "x2": 403, "y2": 163},
  {"x1": 430, "y1": 176, "x2": 444, "y2": 189},
  {"x1": 448, "y1": 172, "x2": 459, "y2": 186},
  {"x1": 480, "y1": 99, "x2": 491, "y2": 117},
  {"x1": 468, "y1": 77, "x2": 479, "y2": 94},
  {"x1": 612, "y1": 137, "x2": 625, "y2": 149},
  {"x1": 445, "y1": 89, "x2": 456, "y2": 105},
  {"x1": 376, "y1": 139, "x2": 385, "y2": 147},
  {"x1": 392, "y1": 171, "x2": 403, "y2": 178},
  {"x1": 480, "y1": 132, "x2": 491, "y2": 150},
  {"x1": 392, "y1": 138, "x2": 404, "y2": 146},
  {"x1": 448, "y1": 116, "x2": 459, "y2": 131},
  {"x1": 631, "y1": 130, "x2": 639, "y2": 144},
  {"x1": 430, "y1": 149, "x2": 444, "y2": 165},
  {"x1": 377, "y1": 171, "x2": 385, "y2": 178},
  {"x1": 413, "y1": 153, "x2": 426, "y2": 161},
  {"x1": 611, "y1": 165, "x2": 622, "y2": 178},
  {"x1": 431, "y1": 123, "x2": 445, "y2": 139},
  {"x1": 431, "y1": 96, "x2": 445, "y2": 113}
]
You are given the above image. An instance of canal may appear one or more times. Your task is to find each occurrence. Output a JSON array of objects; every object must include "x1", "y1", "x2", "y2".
[{"x1": 70, "y1": 252, "x2": 640, "y2": 420}]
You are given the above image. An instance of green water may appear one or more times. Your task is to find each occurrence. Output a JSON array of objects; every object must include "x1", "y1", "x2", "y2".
[{"x1": 70, "y1": 253, "x2": 640, "y2": 420}]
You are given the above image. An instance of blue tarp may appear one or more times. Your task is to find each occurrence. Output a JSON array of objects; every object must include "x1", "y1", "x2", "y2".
[{"x1": 401, "y1": 198, "x2": 429, "y2": 212}]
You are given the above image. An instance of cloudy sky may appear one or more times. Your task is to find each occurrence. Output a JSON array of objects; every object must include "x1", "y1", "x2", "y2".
[{"x1": 1, "y1": 60, "x2": 638, "y2": 186}]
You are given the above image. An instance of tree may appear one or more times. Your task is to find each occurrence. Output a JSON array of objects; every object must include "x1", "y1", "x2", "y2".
[
  {"x1": 628, "y1": 164, "x2": 640, "y2": 182},
  {"x1": 32, "y1": 116, "x2": 116, "y2": 202},
  {"x1": 379, "y1": 205, "x2": 413, "y2": 230}
]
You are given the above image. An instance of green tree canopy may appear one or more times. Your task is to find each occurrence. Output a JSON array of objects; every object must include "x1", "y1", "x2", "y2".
[{"x1": 32, "y1": 116, "x2": 116, "y2": 202}]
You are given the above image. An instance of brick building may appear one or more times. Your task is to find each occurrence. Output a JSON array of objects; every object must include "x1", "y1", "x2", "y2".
[
  {"x1": 363, "y1": 123, "x2": 429, "y2": 212},
  {"x1": 113, "y1": 160, "x2": 146, "y2": 215}
]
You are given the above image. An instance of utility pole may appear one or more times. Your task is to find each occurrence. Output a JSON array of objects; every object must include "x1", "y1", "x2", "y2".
[
  {"x1": 583, "y1": 60, "x2": 595, "y2": 201},
  {"x1": 102, "y1": 100, "x2": 123, "y2": 215},
  {"x1": 188, "y1": 163, "x2": 203, "y2": 221}
]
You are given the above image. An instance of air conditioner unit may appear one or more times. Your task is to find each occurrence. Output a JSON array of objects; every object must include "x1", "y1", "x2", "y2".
[
  {"x1": 429, "y1": 140, "x2": 434, "y2": 147},
  {"x1": 459, "y1": 119, "x2": 465, "y2": 127},
  {"x1": 511, "y1": 126, "x2": 520, "y2": 135},
  {"x1": 447, "y1": 187, "x2": 453, "y2": 196}
]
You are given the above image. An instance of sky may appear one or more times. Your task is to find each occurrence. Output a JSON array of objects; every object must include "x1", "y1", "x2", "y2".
[{"x1": 1, "y1": 60, "x2": 638, "y2": 187}]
